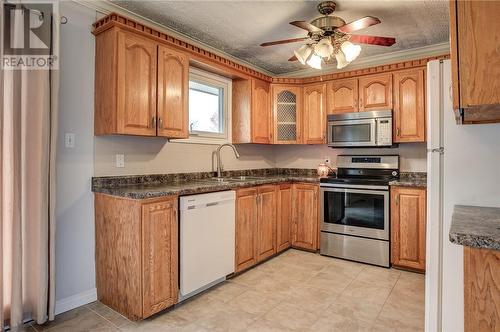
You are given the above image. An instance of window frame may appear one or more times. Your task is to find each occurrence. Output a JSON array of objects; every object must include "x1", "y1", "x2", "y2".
[{"x1": 174, "y1": 67, "x2": 232, "y2": 145}]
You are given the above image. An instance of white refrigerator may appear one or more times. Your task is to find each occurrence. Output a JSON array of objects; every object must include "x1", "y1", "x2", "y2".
[{"x1": 425, "y1": 60, "x2": 500, "y2": 332}]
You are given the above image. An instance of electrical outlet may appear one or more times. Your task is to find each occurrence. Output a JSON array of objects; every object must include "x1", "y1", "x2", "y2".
[
  {"x1": 115, "y1": 154, "x2": 125, "y2": 168},
  {"x1": 65, "y1": 133, "x2": 75, "y2": 148}
]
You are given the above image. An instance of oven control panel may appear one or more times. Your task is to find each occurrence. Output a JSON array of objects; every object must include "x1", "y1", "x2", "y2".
[{"x1": 376, "y1": 118, "x2": 392, "y2": 146}]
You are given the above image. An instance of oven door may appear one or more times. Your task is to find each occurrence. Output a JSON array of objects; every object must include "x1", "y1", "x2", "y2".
[
  {"x1": 327, "y1": 118, "x2": 376, "y2": 147},
  {"x1": 320, "y1": 186, "x2": 389, "y2": 240}
]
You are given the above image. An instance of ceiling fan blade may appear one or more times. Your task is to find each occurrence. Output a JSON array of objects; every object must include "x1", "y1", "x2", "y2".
[
  {"x1": 288, "y1": 55, "x2": 298, "y2": 62},
  {"x1": 349, "y1": 34, "x2": 396, "y2": 46},
  {"x1": 260, "y1": 37, "x2": 308, "y2": 47},
  {"x1": 289, "y1": 20, "x2": 323, "y2": 33},
  {"x1": 337, "y1": 16, "x2": 381, "y2": 33}
]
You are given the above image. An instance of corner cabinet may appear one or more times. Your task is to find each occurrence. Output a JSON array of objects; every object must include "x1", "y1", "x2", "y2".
[
  {"x1": 272, "y1": 86, "x2": 302, "y2": 144},
  {"x1": 393, "y1": 68, "x2": 426, "y2": 142},
  {"x1": 94, "y1": 28, "x2": 189, "y2": 138},
  {"x1": 292, "y1": 183, "x2": 319, "y2": 251},
  {"x1": 390, "y1": 186, "x2": 426, "y2": 272},
  {"x1": 450, "y1": 0, "x2": 500, "y2": 123},
  {"x1": 233, "y1": 79, "x2": 272, "y2": 144},
  {"x1": 94, "y1": 194, "x2": 178, "y2": 320},
  {"x1": 303, "y1": 84, "x2": 327, "y2": 144}
]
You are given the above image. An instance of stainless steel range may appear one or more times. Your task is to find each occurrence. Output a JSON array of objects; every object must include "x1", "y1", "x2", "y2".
[{"x1": 319, "y1": 155, "x2": 399, "y2": 267}]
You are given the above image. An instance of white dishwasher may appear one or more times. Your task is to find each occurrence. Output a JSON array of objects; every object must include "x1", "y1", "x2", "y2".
[{"x1": 179, "y1": 190, "x2": 235, "y2": 301}]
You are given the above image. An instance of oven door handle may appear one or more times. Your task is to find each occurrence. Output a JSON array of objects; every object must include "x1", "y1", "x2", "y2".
[{"x1": 320, "y1": 187, "x2": 389, "y2": 196}]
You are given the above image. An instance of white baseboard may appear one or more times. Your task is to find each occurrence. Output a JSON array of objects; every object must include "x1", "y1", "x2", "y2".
[{"x1": 55, "y1": 288, "x2": 97, "y2": 315}]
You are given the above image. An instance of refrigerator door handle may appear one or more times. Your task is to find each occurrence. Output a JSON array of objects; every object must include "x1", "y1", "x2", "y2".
[{"x1": 427, "y1": 147, "x2": 444, "y2": 154}]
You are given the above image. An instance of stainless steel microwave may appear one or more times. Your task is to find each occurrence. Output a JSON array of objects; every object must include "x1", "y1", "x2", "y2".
[{"x1": 327, "y1": 110, "x2": 393, "y2": 148}]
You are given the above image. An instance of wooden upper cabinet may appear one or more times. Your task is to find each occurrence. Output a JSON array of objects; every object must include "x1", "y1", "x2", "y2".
[
  {"x1": 272, "y1": 85, "x2": 302, "y2": 144},
  {"x1": 450, "y1": 0, "x2": 500, "y2": 123},
  {"x1": 116, "y1": 30, "x2": 158, "y2": 136},
  {"x1": 94, "y1": 28, "x2": 189, "y2": 137},
  {"x1": 235, "y1": 188, "x2": 258, "y2": 272},
  {"x1": 391, "y1": 186, "x2": 426, "y2": 272},
  {"x1": 256, "y1": 186, "x2": 277, "y2": 261},
  {"x1": 327, "y1": 78, "x2": 358, "y2": 114},
  {"x1": 303, "y1": 84, "x2": 326, "y2": 144},
  {"x1": 292, "y1": 184, "x2": 319, "y2": 251},
  {"x1": 141, "y1": 198, "x2": 178, "y2": 317},
  {"x1": 393, "y1": 68, "x2": 426, "y2": 142},
  {"x1": 157, "y1": 46, "x2": 189, "y2": 138},
  {"x1": 358, "y1": 73, "x2": 393, "y2": 112},
  {"x1": 252, "y1": 79, "x2": 272, "y2": 144},
  {"x1": 276, "y1": 184, "x2": 292, "y2": 253}
]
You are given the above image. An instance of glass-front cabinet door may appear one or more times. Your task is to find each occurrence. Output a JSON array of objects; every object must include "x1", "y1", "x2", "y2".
[{"x1": 272, "y1": 86, "x2": 302, "y2": 144}]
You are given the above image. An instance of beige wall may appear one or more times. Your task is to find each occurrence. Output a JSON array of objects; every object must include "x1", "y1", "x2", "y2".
[
  {"x1": 274, "y1": 142, "x2": 427, "y2": 172},
  {"x1": 94, "y1": 136, "x2": 426, "y2": 176},
  {"x1": 94, "y1": 137, "x2": 276, "y2": 176}
]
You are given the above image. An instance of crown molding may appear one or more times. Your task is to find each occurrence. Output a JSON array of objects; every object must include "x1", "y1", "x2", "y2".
[
  {"x1": 72, "y1": 0, "x2": 274, "y2": 77},
  {"x1": 277, "y1": 42, "x2": 451, "y2": 78}
]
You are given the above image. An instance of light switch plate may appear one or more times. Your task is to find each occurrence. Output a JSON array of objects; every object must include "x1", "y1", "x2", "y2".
[
  {"x1": 65, "y1": 133, "x2": 75, "y2": 148},
  {"x1": 115, "y1": 154, "x2": 125, "y2": 168}
]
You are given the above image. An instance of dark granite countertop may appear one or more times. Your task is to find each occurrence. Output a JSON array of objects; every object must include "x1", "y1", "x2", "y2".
[
  {"x1": 92, "y1": 169, "x2": 319, "y2": 199},
  {"x1": 389, "y1": 172, "x2": 427, "y2": 188},
  {"x1": 449, "y1": 205, "x2": 500, "y2": 250}
]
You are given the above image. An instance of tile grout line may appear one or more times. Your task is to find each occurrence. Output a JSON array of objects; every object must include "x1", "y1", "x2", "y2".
[
  {"x1": 372, "y1": 271, "x2": 403, "y2": 326},
  {"x1": 86, "y1": 305, "x2": 125, "y2": 330}
]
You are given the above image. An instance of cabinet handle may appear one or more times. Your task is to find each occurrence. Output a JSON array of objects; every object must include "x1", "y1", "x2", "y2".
[
  {"x1": 396, "y1": 128, "x2": 400, "y2": 137},
  {"x1": 152, "y1": 116, "x2": 157, "y2": 128},
  {"x1": 395, "y1": 196, "x2": 399, "y2": 206},
  {"x1": 159, "y1": 118, "x2": 163, "y2": 129}
]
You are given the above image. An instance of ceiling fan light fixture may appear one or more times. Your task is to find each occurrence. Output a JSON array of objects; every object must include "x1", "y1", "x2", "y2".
[
  {"x1": 294, "y1": 44, "x2": 313, "y2": 65},
  {"x1": 306, "y1": 53, "x2": 322, "y2": 69},
  {"x1": 340, "y1": 41, "x2": 361, "y2": 62},
  {"x1": 335, "y1": 51, "x2": 349, "y2": 69},
  {"x1": 314, "y1": 38, "x2": 334, "y2": 58}
]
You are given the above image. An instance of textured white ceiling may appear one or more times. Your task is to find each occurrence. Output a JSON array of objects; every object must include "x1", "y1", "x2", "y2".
[{"x1": 111, "y1": 0, "x2": 450, "y2": 75}]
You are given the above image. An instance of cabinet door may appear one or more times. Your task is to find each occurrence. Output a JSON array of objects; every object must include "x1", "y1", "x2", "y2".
[
  {"x1": 257, "y1": 185, "x2": 277, "y2": 261},
  {"x1": 272, "y1": 86, "x2": 302, "y2": 144},
  {"x1": 277, "y1": 184, "x2": 292, "y2": 252},
  {"x1": 327, "y1": 78, "x2": 358, "y2": 114},
  {"x1": 251, "y1": 79, "x2": 272, "y2": 144},
  {"x1": 292, "y1": 184, "x2": 319, "y2": 250},
  {"x1": 235, "y1": 188, "x2": 258, "y2": 272},
  {"x1": 453, "y1": 1, "x2": 500, "y2": 109},
  {"x1": 142, "y1": 198, "x2": 178, "y2": 317},
  {"x1": 116, "y1": 30, "x2": 158, "y2": 136},
  {"x1": 359, "y1": 73, "x2": 393, "y2": 112},
  {"x1": 393, "y1": 68, "x2": 426, "y2": 142},
  {"x1": 391, "y1": 187, "x2": 426, "y2": 271},
  {"x1": 157, "y1": 45, "x2": 189, "y2": 138},
  {"x1": 303, "y1": 84, "x2": 326, "y2": 144}
]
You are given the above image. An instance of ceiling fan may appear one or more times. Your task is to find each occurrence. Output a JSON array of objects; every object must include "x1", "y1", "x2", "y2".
[{"x1": 260, "y1": 1, "x2": 396, "y2": 70}]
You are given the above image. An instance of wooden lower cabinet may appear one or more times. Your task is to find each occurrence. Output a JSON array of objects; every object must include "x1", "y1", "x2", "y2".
[
  {"x1": 256, "y1": 185, "x2": 278, "y2": 261},
  {"x1": 291, "y1": 183, "x2": 319, "y2": 251},
  {"x1": 464, "y1": 247, "x2": 500, "y2": 332},
  {"x1": 390, "y1": 186, "x2": 426, "y2": 272},
  {"x1": 235, "y1": 185, "x2": 277, "y2": 272},
  {"x1": 276, "y1": 184, "x2": 293, "y2": 252},
  {"x1": 235, "y1": 187, "x2": 259, "y2": 272},
  {"x1": 94, "y1": 193, "x2": 178, "y2": 320}
]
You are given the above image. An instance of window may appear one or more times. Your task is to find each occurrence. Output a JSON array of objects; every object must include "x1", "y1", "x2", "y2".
[{"x1": 177, "y1": 68, "x2": 231, "y2": 144}]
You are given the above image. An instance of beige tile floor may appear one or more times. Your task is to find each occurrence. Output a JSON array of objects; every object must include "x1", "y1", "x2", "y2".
[{"x1": 31, "y1": 249, "x2": 424, "y2": 332}]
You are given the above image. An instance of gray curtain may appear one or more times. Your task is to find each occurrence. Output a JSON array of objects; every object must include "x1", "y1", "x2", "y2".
[{"x1": 1, "y1": 2, "x2": 59, "y2": 330}]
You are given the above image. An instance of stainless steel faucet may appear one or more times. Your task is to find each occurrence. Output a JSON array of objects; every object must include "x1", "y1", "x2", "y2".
[{"x1": 215, "y1": 144, "x2": 240, "y2": 178}]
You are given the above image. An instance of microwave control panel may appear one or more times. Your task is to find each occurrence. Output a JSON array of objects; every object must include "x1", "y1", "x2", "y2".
[{"x1": 376, "y1": 118, "x2": 392, "y2": 146}]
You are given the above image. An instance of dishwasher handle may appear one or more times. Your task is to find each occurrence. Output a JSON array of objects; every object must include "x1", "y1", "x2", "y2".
[{"x1": 206, "y1": 202, "x2": 219, "y2": 207}]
